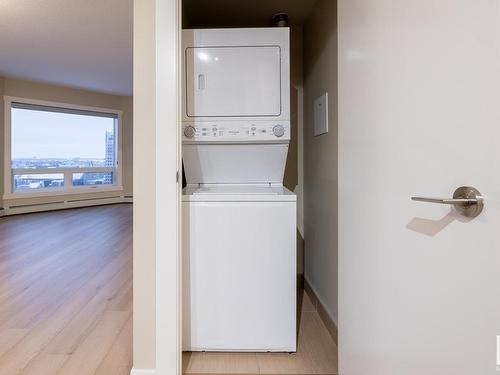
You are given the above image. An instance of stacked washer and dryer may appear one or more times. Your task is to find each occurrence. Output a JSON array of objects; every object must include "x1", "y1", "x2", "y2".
[{"x1": 182, "y1": 28, "x2": 296, "y2": 352}]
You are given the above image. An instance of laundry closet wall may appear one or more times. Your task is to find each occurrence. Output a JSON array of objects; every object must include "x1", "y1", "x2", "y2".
[{"x1": 303, "y1": 0, "x2": 339, "y2": 326}]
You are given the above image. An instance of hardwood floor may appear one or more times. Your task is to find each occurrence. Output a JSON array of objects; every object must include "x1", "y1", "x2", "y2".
[
  {"x1": 0, "y1": 204, "x2": 337, "y2": 375},
  {"x1": 0, "y1": 204, "x2": 132, "y2": 375},
  {"x1": 183, "y1": 290, "x2": 338, "y2": 375}
]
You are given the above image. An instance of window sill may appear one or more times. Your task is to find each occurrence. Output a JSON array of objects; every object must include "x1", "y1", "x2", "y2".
[{"x1": 3, "y1": 185, "x2": 124, "y2": 200}]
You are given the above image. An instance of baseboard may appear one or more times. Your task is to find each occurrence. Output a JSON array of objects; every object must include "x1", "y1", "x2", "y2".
[
  {"x1": 0, "y1": 196, "x2": 133, "y2": 217},
  {"x1": 130, "y1": 369, "x2": 156, "y2": 375},
  {"x1": 303, "y1": 277, "x2": 338, "y2": 345}
]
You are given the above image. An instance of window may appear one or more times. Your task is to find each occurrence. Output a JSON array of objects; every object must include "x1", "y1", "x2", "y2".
[{"x1": 4, "y1": 97, "x2": 122, "y2": 198}]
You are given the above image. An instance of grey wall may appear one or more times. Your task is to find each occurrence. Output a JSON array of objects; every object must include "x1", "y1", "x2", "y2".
[{"x1": 303, "y1": 0, "x2": 338, "y2": 323}]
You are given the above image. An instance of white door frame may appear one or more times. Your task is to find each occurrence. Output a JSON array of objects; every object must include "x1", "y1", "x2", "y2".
[
  {"x1": 155, "y1": 0, "x2": 182, "y2": 374},
  {"x1": 132, "y1": 0, "x2": 182, "y2": 374}
]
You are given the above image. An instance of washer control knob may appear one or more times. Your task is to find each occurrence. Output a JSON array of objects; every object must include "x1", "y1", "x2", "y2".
[
  {"x1": 273, "y1": 124, "x2": 285, "y2": 138},
  {"x1": 184, "y1": 126, "x2": 196, "y2": 139}
]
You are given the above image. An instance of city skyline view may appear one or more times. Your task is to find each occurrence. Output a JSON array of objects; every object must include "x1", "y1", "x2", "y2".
[
  {"x1": 11, "y1": 107, "x2": 116, "y2": 190},
  {"x1": 11, "y1": 107, "x2": 115, "y2": 160}
]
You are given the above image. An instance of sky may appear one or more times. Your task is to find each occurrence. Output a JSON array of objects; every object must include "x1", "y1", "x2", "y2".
[{"x1": 11, "y1": 108, "x2": 115, "y2": 159}]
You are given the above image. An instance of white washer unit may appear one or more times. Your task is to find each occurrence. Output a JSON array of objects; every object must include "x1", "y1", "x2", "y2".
[{"x1": 182, "y1": 28, "x2": 296, "y2": 352}]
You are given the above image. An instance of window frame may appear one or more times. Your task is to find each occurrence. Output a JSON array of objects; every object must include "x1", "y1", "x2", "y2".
[{"x1": 3, "y1": 96, "x2": 123, "y2": 199}]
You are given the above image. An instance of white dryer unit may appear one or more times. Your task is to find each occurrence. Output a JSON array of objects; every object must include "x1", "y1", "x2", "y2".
[
  {"x1": 182, "y1": 27, "x2": 290, "y2": 124},
  {"x1": 182, "y1": 28, "x2": 296, "y2": 352}
]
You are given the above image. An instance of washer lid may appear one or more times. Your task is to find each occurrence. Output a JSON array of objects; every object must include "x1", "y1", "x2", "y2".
[
  {"x1": 182, "y1": 143, "x2": 289, "y2": 185},
  {"x1": 182, "y1": 185, "x2": 296, "y2": 202}
]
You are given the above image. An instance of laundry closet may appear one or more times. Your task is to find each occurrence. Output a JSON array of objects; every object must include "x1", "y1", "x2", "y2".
[{"x1": 181, "y1": 1, "x2": 338, "y2": 373}]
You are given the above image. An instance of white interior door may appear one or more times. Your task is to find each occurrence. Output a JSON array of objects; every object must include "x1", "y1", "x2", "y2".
[{"x1": 339, "y1": 1, "x2": 500, "y2": 374}]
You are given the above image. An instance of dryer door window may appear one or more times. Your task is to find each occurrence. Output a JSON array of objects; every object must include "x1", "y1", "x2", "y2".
[{"x1": 186, "y1": 46, "x2": 282, "y2": 118}]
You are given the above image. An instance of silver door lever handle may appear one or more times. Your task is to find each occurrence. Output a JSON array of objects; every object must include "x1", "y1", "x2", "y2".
[
  {"x1": 411, "y1": 197, "x2": 478, "y2": 204},
  {"x1": 411, "y1": 186, "x2": 484, "y2": 218}
]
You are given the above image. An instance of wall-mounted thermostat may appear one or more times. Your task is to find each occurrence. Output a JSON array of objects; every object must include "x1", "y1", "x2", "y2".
[{"x1": 314, "y1": 92, "x2": 328, "y2": 136}]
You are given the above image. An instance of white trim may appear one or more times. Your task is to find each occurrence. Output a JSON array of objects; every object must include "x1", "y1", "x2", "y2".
[
  {"x1": 4, "y1": 96, "x2": 12, "y2": 201},
  {"x1": 155, "y1": 0, "x2": 182, "y2": 374},
  {"x1": 3, "y1": 96, "x2": 124, "y2": 198},
  {"x1": 3, "y1": 185, "x2": 124, "y2": 200},
  {"x1": 115, "y1": 114, "x2": 124, "y2": 187},
  {"x1": 12, "y1": 167, "x2": 114, "y2": 174},
  {"x1": 4, "y1": 96, "x2": 124, "y2": 117},
  {"x1": 130, "y1": 369, "x2": 156, "y2": 375},
  {"x1": 132, "y1": 0, "x2": 180, "y2": 372},
  {"x1": 0, "y1": 197, "x2": 132, "y2": 217}
]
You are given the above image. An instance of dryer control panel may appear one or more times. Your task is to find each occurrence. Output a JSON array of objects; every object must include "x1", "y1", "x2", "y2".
[{"x1": 182, "y1": 121, "x2": 290, "y2": 142}]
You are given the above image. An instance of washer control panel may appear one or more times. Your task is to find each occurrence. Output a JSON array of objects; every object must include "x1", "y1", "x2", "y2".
[{"x1": 182, "y1": 122, "x2": 290, "y2": 142}]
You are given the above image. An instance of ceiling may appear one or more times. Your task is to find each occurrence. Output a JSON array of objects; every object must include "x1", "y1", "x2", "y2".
[
  {"x1": 0, "y1": 0, "x2": 315, "y2": 96},
  {"x1": 183, "y1": 0, "x2": 318, "y2": 28},
  {"x1": 0, "y1": 0, "x2": 133, "y2": 95}
]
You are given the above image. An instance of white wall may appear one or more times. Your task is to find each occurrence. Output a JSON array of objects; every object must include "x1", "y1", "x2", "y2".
[
  {"x1": 133, "y1": 0, "x2": 157, "y2": 369},
  {"x1": 303, "y1": 0, "x2": 338, "y2": 323}
]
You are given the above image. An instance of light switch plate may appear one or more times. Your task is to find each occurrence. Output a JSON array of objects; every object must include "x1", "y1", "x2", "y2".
[{"x1": 314, "y1": 92, "x2": 328, "y2": 136}]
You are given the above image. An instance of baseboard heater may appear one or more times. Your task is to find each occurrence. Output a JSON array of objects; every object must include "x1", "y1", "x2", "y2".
[{"x1": 0, "y1": 196, "x2": 133, "y2": 217}]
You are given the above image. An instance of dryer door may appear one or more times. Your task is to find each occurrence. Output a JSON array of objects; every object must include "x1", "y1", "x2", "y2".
[{"x1": 185, "y1": 46, "x2": 282, "y2": 118}]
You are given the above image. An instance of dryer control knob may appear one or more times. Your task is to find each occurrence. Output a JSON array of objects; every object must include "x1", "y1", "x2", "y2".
[
  {"x1": 184, "y1": 126, "x2": 196, "y2": 139},
  {"x1": 273, "y1": 124, "x2": 285, "y2": 138}
]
